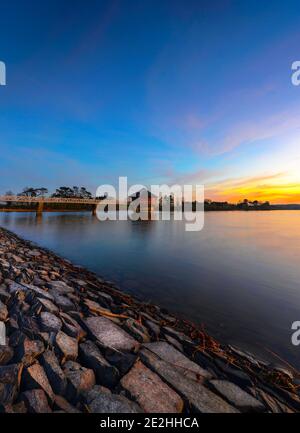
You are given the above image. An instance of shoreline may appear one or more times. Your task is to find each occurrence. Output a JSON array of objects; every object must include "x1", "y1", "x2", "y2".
[{"x1": 0, "y1": 226, "x2": 299, "y2": 413}]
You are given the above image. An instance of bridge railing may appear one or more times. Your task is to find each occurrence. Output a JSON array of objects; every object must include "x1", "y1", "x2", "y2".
[{"x1": 0, "y1": 196, "x2": 104, "y2": 204}]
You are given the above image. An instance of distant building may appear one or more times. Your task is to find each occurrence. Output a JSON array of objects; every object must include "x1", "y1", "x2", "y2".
[{"x1": 128, "y1": 188, "x2": 158, "y2": 211}]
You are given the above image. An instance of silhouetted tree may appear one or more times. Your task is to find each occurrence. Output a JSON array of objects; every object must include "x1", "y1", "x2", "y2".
[{"x1": 52, "y1": 186, "x2": 93, "y2": 199}]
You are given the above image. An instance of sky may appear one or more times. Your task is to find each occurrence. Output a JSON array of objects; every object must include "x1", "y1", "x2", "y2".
[{"x1": 1, "y1": 0, "x2": 300, "y2": 203}]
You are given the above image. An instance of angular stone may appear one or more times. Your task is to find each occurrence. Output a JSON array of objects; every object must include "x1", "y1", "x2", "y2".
[
  {"x1": 84, "y1": 299, "x2": 114, "y2": 316},
  {"x1": 214, "y1": 359, "x2": 252, "y2": 388},
  {"x1": 124, "y1": 319, "x2": 151, "y2": 343},
  {"x1": 27, "y1": 250, "x2": 41, "y2": 257},
  {"x1": 140, "y1": 348, "x2": 238, "y2": 413},
  {"x1": 47, "y1": 281, "x2": 74, "y2": 294},
  {"x1": 60, "y1": 312, "x2": 86, "y2": 340},
  {"x1": 121, "y1": 360, "x2": 183, "y2": 412},
  {"x1": 22, "y1": 389, "x2": 51, "y2": 413},
  {"x1": 0, "y1": 401, "x2": 27, "y2": 413},
  {"x1": 79, "y1": 340, "x2": 119, "y2": 388},
  {"x1": 9, "y1": 330, "x2": 25, "y2": 348},
  {"x1": 259, "y1": 388, "x2": 293, "y2": 413},
  {"x1": 145, "y1": 320, "x2": 160, "y2": 338},
  {"x1": 8, "y1": 282, "x2": 28, "y2": 294},
  {"x1": 163, "y1": 326, "x2": 193, "y2": 344},
  {"x1": 40, "y1": 312, "x2": 62, "y2": 333},
  {"x1": 165, "y1": 334, "x2": 184, "y2": 351},
  {"x1": 0, "y1": 346, "x2": 13, "y2": 365},
  {"x1": 50, "y1": 293, "x2": 75, "y2": 312},
  {"x1": 209, "y1": 380, "x2": 266, "y2": 412},
  {"x1": 40, "y1": 350, "x2": 67, "y2": 395},
  {"x1": 22, "y1": 284, "x2": 54, "y2": 301},
  {"x1": 22, "y1": 363, "x2": 54, "y2": 402},
  {"x1": 54, "y1": 394, "x2": 81, "y2": 413},
  {"x1": 55, "y1": 331, "x2": 78, "y2": 361},
  {"x1": 144, "y1": 342, "x2": 212, "y2": 380},
  {"x1": 105, "y1": 351, "x2": 137, "y2": 376},
  {"x1": 0, "y1": 321, "x2": 6, "y2": 345},
  {"x1": 98, "y1": 291, "x2": 113, "y2": 303},
  {"x1": 16, "y1": 338, "x2": 44, "y2": 366},
  {"x1": 0, "y1": 363, "x2": 22, "y2": 405},
  {"x1": 0, "y1": 300, "x2": 8, "y2": 321},
  {"x1": 64, "y1": 361, "x2": 95, "y2": 401},
  {"x1": 85, "y1": 316, "x2": 139, "y2": 352},
  {"x1": 18, "y1": 315, "x2": 41, "y2": 340},
  {"x1": 37, "y1": 297, "x2": 59, "y2": 313},
  {"x1": 84, "y1": 387, "x2": 142, "y2": 413},
  {"x1": 0, "y1": 288, "x2": 10, "y2": 304}
]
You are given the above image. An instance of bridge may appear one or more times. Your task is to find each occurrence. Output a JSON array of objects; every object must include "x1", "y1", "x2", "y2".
[{"x1": 0, "y1": 195, "x2": 106, "y2": 216}]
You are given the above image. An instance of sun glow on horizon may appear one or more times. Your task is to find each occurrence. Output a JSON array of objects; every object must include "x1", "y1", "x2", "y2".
[{"x1": 206, "y1": 172, "x2": 300, "y2": 204}]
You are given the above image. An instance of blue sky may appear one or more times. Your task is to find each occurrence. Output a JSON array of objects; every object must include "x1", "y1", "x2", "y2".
[{"x1": 1, "y1": 0, "x2": 300, "y2": 202}]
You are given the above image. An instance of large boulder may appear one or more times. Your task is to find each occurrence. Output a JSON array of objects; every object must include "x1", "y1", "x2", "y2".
[
  {"x1": 83, "y1": 386, "x2": 142, "y2": 413},
  {"x1": 63, "y1": 361, "x2": 95, "y2": 402},
  {"x1": 0, "y1": 364, "x2": 22, "y2": 405},
  {"x1": 0, "y1": 301, "x2": 8, "y2": 321},
  {"x1": 121, "y1": 360, "x2": 183, "y2": 412},
  {"x1": 22, "y1": 363, "x2": 54, "y2": 402},
  {"x1": 140, "y1": 348, "x2": 238, "y2": 413},
  {"x1": 39, "y1": 312, "x2": 62, "y2": 333},
  {"x1": 55, "y1": 331, "x2": 78, "y2": 362},
  {"x1": 15, "y1": 337, "x2": 44, "y2": 366},
  {"x1": 47, "y1": 281, "x2": 74, "y2": 294},
  {"x1": 84, "y1": 316, "x2": 139, "y2": 352},
  {"x1": 143, "y1": 341, "x2": 212, "y2": 380},
  {"x1": 40, "y1": 350, "x2": 67, "y2": 396},
  {"x1": 0, "y1": 346, "x2": 13, "y2": 365},
  {"x1": 79, "y1": 340, "x2": 119, "y2": 388},
  {"x1": 21, "y1": 389, "x2": 52, "y2": 413},
  {"x1": 209, "y1": 380, "x2": 266, "y2": 412}
]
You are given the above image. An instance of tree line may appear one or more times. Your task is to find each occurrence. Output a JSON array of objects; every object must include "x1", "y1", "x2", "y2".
[{"x1": 6, "y1": 186, "x2": 95, "y2": 199}]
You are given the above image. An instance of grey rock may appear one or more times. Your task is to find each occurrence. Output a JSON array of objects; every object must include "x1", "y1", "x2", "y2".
[
  {"x1": 50, "y1": 293, "x2": 75, "y2": 311},
  {"x1": 60, "y1": 312, "x2": 86, "y2": 340},
  {"x1": 22, "y1": 284, "x2": 54, "y2": 301},
  {"x1": 105, "y1": 351, "x2": 137, "y2": 376},
  {"x1": 144, "y1": 341, "x2": 212, "y2": 380},
  {"x1": 209, "y1": 380, "x2": 266, "y2": 412},
  {"x1": 84, "y1": 387, "x2": 142, "y2": 413},
  {"x1": 40, "y1": 312, "x2": 62, "y2": 333},
  {"x1": 0, "y1": 346, "x2": 13, "y2": 365},
  {"x1": 121, "y1": 360, "x2": 183, "y2": 412},
  {"x1": 124, "y1": 318, "x2": 151, "y2": 343},
  {"x1": 8, "y1": 282, "x2": 28, "y2": 294},
  {"x1": 36, "y1": 297, "x2": 59, "y2": 313},
  {"x1": 214, "y1": 359, "x2": 253, "y2": 388},
  {"x1": 47, "y1": 281, "x2": 74, "y2": 294},
  {"x1": 21, "y1": 389, "x2": 51, "y2": 413},
  {"x1": 0, "y1": 288, "x2": 10, "y2": 304},
  {"x1": 165, "y1": 335, "x2": 184, "y2": 351},
  {"x1": 16, "y1": 337, "x2": 44, "y2": 366},
  {"x1": 54, "y1": 394, "x2": 81, "y2": 413},
  {"x1": 79, "y1": 340, "x2": 119, "y2": 388},
  {"x1": 0, "y1": 363, "x2": 22, "y2": 405},
  {"x1": 63, "y1": 361, "x2": 95, "y2": 401},
  {"x1": 55, "y1": 331, "x2": 78, "y2": 361},
  {"x1": 0, "y1": 301, "x2": 8, "y2": 321},
  {"x1": 145, "y1": 319, "x2": 160, "y2": 338},
  {"x1": 140, "y1": 348, "x2": 238, "y2": 413},
  {"x1": 84, "y1": 316, "x2": 139, "y2": 352},
  {"x1": 40, "y1": 350, "x2": 67, "y2": 395},
  {"x1": 22, "y1": 362, "x2": 54, "y2": 402}
]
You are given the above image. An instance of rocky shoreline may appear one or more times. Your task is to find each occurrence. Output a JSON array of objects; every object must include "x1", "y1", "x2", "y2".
[{"x1": 0, "y1": 226, "x2": 299, "y2": 413}]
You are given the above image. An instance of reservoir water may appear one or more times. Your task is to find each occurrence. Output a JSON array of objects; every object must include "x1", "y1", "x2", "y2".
[{"x1": 1, "y1": 210, "x2": 300, "y2": 368}]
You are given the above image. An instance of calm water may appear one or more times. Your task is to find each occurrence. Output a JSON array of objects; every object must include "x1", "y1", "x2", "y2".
[{"x1": 1, "y1": 210, "x2": 300, "y2": 367}]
